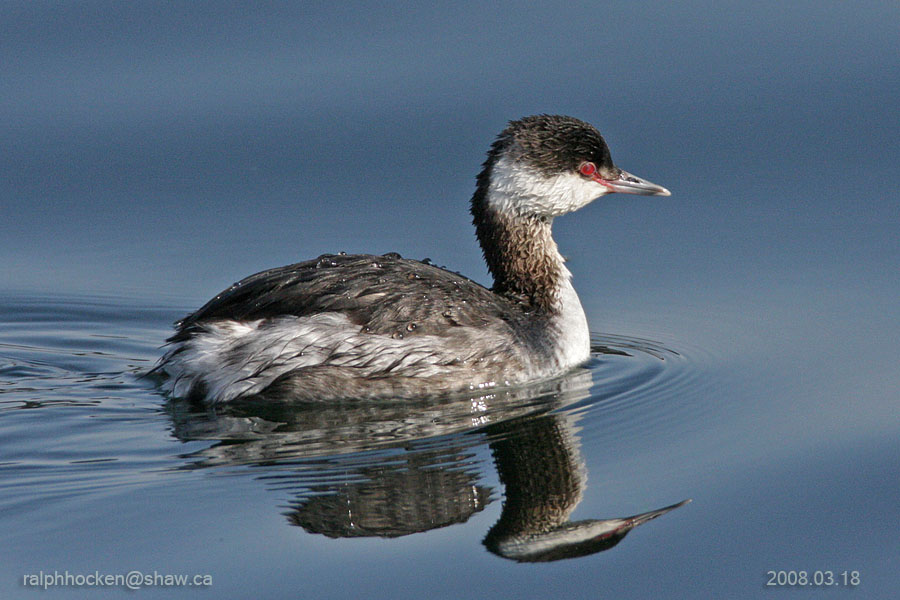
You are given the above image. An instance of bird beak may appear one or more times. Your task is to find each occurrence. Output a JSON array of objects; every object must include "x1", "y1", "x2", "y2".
[{"x1": 594, "y1": 169, "x2": 671, "y2": 196}]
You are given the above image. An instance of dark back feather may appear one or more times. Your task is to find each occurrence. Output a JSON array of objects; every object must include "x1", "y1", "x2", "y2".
[{"x1": 170, "y1": 253, "x2": 541, "y2": 344}]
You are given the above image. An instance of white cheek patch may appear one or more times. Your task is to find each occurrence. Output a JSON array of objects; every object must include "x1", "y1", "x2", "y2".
[{"x1": 487, "y1": 156, "x2": 609, "y2": 217}]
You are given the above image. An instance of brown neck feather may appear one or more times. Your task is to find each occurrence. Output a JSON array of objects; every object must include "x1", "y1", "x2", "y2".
[{"x1": 472, "y1": 201, "x2": 564, "y2": 313}]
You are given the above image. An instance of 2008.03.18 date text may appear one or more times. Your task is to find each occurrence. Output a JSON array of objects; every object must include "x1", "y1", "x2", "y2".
[{"x1": 766, "y1": 570, "x2": 859, "y2": 587}]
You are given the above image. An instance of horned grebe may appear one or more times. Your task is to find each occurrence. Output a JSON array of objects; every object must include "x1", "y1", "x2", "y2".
[{"x1": 156, "y1": 115, "x2": 670, "y2": 403}]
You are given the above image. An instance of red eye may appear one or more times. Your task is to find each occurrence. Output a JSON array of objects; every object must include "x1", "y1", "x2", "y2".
[{"x1": 579, "y1": 162, "x2": 596, "y2": 177}]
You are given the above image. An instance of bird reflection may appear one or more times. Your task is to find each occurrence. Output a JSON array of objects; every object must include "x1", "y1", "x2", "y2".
[
  {"x1": 483, "y1": 412, "x2": 689, "y2": 561},
  {"x1": 167, "y1": 366, "x2": 689, "y2": 562},
  {"x1": 285, "y1": 444, "x2": 491, "y2": 538}
]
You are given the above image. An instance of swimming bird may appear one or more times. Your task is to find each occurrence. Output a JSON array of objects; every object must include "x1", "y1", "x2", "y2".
[{"x1": 155, "y1": 114, "x2": 670, "y2": 403}]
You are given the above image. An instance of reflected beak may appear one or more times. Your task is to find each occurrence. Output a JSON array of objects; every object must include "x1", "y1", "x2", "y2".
[
  {"x1": 624, "y1": 498, "x2": 692, "y2": 528},
  {"x1": 594, "y1": 169, "x2": 671, "y2": 196}
]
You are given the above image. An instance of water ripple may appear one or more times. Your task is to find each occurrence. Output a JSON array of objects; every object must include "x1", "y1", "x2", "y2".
[{"x1": 0, "y1": 293, "x2": 717, "y2": 533}]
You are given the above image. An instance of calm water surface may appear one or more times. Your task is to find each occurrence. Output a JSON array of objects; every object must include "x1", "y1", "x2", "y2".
[
  {"x1": 1, "y1": 286, "x2": 896, "y2": 598},
  {"x1": 2, "y1": 2, "x2": 898, "y2": 598}
]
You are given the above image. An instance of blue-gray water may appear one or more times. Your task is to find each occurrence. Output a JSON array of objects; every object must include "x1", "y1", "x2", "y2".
[{"x1": 1, "y1": 2, "x2": 898, "y2": 598}]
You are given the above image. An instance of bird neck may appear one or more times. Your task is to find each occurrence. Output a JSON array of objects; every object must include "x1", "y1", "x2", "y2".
[{"x1": 472, "y1": 189, "x2": 569, "y2": 313}]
